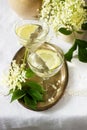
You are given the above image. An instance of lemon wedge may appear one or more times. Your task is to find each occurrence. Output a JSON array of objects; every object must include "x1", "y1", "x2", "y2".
[
  {"x1": 36, "y1": 49, "x2": 61, "y2": 70},
  {"x1": 16, "y1": 24, "x2": 38, "y2": 39}
]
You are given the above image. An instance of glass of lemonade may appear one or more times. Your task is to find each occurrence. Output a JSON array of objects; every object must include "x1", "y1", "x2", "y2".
[
  {"x1": 15, "y1": 20, "x2": 48, "y2": 52},
  {"x1": 27, "y1": 42, "x2": 64, "y2": 81}
]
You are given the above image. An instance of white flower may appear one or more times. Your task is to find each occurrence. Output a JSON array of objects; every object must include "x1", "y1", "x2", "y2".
[
  {"x1": 40, "y1": 0, "x2": 87, "y2": 33},
  {"x1": 3, "y1": 60, "x2": 26, "y2": 91}
]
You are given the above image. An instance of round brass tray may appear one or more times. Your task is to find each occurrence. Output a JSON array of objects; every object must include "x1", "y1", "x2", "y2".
[{"x1": 14, "y1": 47, "x2": 68, "y2": 111}]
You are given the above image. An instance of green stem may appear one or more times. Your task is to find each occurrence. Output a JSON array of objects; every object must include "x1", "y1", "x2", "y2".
[
  {"x1": 73, "y1": 31, "x2": 76, "y2": 39},
  {"x1": 23, "y1": 48, "x2": 29, "y2": 64},
  {"x1": 71, "y1": 26, "x2": 76, "y2": 39}
]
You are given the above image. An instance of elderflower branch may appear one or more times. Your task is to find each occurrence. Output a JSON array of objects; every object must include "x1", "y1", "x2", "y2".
[
  {"x1": 3, "y1": 60, "x2": 26, "y2": 91},
  {"x1": 40, "y1": 0, "x2": 87, "y2": 34},
  {"x1": 1, "y1": 51, "x2": 44, "y2": 110}
]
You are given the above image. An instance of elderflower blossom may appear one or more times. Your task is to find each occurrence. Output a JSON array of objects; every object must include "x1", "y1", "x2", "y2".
[
  {"x1": 3, "y1": 60, "x2": 26, "y2": 91},
  {"x1": 40, "y1": 0, "x2": 87, "y2": 33}
]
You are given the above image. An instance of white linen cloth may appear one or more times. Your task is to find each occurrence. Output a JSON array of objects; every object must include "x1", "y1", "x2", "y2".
[{"x1": 0, "y1": 0, "x2": 87, "y2": 130}]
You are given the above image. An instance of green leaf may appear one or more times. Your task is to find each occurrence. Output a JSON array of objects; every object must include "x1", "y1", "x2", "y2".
[
  {"x1": 82, "y1": 23, "x2": 87, "y2": 30},
  {"x1": 76, "y1": 31, "x2": 84, "y2": 34},
  {"x1": 24, "y1": 95, "x2": 37, "y2": 110},
  {"x1": 22, "y1": 81, "x2": 44, "y2": 104},
  {"x1": 76, "y1": 39, "x2": 87, "y2": 48},
  {"x1": 28, "y1": 81, "x2": 44, "y2": 93},
  {"x1": 27, "y1": 89, "x2": 43, "y2": 102},
  {"x1": 11, "y1": 89, "x2": 26, "y2": 102},
  {"x1": 78, "y1": 47, "x2": 87, "y2": 62},
  {"x1": 22, "y1": 81, "x2": 44, "y2": 94},
  {"x1": 60, "y1": 0, "x2": 65, "y2": 1},
  {"x1": 59, "y1": 27, "x2": 72, "y2": 35},
  {"x1": 8, "y1": 89, "x2": 14, "y2": 95},
  {"x1": 26, "y1": 68, "x2": 35, "y2": 78},
  {"x1": 76, "y1": 39, "x2": 87, "y2": 62},
  {"x1": 64, "y1": 40, "x2": 78, "y2": 61},
  {"x1": 83, "y1": 6, "x2": 87, "y2": 9}
]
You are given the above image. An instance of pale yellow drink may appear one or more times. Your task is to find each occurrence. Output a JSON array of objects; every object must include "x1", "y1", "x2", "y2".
[
  {"x1": 16, "y1": 24, "x2": 39, "y2": 40},
  {"x1": 27, "y1": 43, "x2": 64, "y2": 78}
]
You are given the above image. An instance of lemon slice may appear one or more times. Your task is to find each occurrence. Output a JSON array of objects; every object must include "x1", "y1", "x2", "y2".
[
  {"x1": 16, "y1": 24, "x2": 38, "y2": 39},
  {"x1": 36, "y1": 49, "x2": 61, "y2": 70}
]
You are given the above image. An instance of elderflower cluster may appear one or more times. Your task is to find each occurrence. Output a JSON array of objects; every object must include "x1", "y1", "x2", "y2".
[
  {"x1": 40, "y1": 0, "x2": 87, "y2": 33},
  {"x1": 3, "y1": 60, "x2": 26, "y2": 91}
]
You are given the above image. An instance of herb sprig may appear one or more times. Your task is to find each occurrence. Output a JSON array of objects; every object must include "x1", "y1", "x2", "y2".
[
  {"x1": 65, "y1": 39, "x2": 87, "y2": 62},
  {"x1": 4, "y1": 59, "x2": 45, "y2": 110},
  {"x1": 11, "y1": 81, "x2": 44, "y2": 110},
  {"x1": 59, "y1": 23, "x2": 87, "y2": 62}
]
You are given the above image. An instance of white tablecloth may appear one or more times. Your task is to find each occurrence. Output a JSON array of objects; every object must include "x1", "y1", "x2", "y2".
[{"x1": 0, "y1": 0, "x2": 87, "y2": 130}]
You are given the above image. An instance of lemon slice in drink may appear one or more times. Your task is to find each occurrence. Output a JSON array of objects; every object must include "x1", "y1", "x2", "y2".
[
  {"x1": 16, "y1": 24, "x2": 38, "y2": 39},
  {"x1": 36, "y1": 49, "x2": 61, "y2": 70}
]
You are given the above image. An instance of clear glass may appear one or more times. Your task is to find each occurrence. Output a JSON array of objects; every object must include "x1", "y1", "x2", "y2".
[
  {"x1": 15, "y1": 19, "x2": 49, "y2": 52},
  {"x1": 27, "y1": 42, "x2": 64, "y2": 79}
]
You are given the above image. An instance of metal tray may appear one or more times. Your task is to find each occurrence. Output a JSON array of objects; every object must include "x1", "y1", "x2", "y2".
[{"x1": 14, "y1": 47, "x2": 68, "y2": 111}]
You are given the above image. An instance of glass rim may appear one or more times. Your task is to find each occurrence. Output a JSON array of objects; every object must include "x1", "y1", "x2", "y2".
[{"x1": 14, "y1": 19, "x2": 49, "y2": 42}]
